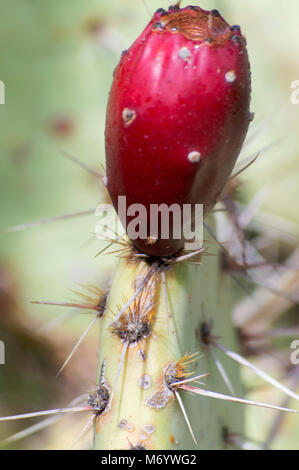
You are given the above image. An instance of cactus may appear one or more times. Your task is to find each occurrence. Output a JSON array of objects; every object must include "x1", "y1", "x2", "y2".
[
  {"x1": 0, "y1": 2, "x2": 298, "y2": 451},
  {"x1": 93, "y1": 234, "x2": 245, "y2": 450},
  {"x1": 91, "y1": 5, "x2": 297, "y2": 450},
  {"x1": 95, "y1": 5, "x2": 251, "y2": 449}
]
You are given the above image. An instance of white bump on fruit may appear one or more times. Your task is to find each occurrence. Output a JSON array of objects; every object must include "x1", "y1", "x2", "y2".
[
  {"x1": 225, "y1": 70, "x2": 237, "y2": 83},
  {"x1": 188, "y1": 151, "x2": 201, "y2": 163},
  {"x1": 179, "y1": 47, "x2": 191, "y2": 61}
]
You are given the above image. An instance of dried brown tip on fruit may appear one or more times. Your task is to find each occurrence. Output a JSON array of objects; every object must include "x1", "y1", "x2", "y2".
[{"x1": 157, "y1": 7, "x2": 233, "y2": 44}]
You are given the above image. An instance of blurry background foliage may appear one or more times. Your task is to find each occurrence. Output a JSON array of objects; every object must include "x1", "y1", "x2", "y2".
[{"x1": 0, "y1": 0, "x2": 298, "y2": 449}]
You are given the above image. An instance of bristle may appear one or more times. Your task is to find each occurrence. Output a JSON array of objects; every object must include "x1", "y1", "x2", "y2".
[
  {"x1": 2, "y1": 209, "x2": 94, "y2": 232},
  {"x1": 61, "y1": 150, "x2": 103, "y2": 178},
  {"x1": 112, "y1": 262, "x2": 158, "y2": 324},
  {"x1": 56, "y1": 316, "x2": 98, "y2": 377},
  {"x1": 214, "y1": 342, "x2": 299, "y2": 402},
  {"x1": 70, "y1": 415, "x2": 95, "y2": 449},
  {"x1": 0, "y1": 406, "x2": 91, "y2": 422},
  {"x1": 174, "y1": 390, "x2": 197, "y2": 445},
  {"x1": 179, "y1": 384, "x2": 299, "y2": 413},
  {"x1": 0, "y1": 394, "x2": 88, "y2": 445},
  {"x1": 210, "y1": 348, "x2": 236, "y2": 395}
]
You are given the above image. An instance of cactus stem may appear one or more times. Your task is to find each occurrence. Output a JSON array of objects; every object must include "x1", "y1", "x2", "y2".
[
  {"x1": 161, "y1": 271, "x2": 171, "y2": 319},
  {"x1": 110, "y1": 273, "x2": 159, "y2": 391}
]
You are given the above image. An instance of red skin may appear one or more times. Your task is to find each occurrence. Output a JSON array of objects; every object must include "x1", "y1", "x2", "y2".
[{"x1": 105, "y1": 6, "x2": 251, "y2": 256}]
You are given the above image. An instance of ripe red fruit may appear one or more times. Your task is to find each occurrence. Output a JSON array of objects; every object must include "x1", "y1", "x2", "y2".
[{"x1": 105, "y1": 5, "x2": 251, "y2": 257}]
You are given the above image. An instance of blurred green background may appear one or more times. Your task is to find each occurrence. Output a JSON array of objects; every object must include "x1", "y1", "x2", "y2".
[{"x1": 0, "y1": 0, "x2": 298, "y2": 449}]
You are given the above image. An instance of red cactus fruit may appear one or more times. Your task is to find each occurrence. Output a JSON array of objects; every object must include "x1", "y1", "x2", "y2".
[{"x1": 105, "y1": 5, "x2": 251, "y2": 257}]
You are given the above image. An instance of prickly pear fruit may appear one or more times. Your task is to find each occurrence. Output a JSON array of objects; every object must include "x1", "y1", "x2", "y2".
[{"x1": 105, "y1": 5, "x2": 251, "y2": 256}]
